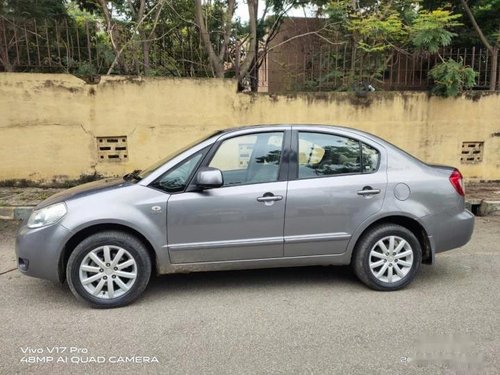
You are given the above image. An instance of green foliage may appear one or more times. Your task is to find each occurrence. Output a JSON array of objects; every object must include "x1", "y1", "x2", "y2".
[
  {"x1": 422, "y1": 0, "x2": 500, "y2": 48},
  {"x1": 472, "y1": 0, "x2": 500, "y2": 39},
  {"x1": 326, "y1": 0, "x2": 350, "y2": 24},
  {"x1": 0, "y1": 0, "x2": 67, "y2": 20},
  {"x1": 345, "y1": 5, "x2": 461, "y2": 54},
  {"x1": 429, "y1": 58, "x2": 477, "y2": 97},
  {"x1": 411, "y1": 9, "x2": 461, "y2": 53},
  {"x1": 317, "y1": 1, "x2": 465, "y2": 91},
  {"x1": 66, "y1": 1, "x2": 101, "y2": 24},
  {"x1": 349, "y1": 12, "x2": 407, "y2": 53},
  {"x1": 70, "y1": 0, "x2": 219, "y2": 76},
  {"x1": 74, "y1": 61, "x2": 98, "y2": 77}
]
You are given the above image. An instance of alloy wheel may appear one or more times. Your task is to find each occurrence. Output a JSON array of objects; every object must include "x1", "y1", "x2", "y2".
[
  {"x1": 79, "y1": 246, "x2": 137, "y2": 299},
  {"x1": 368, "y1": 235, "x2": 414, "y2": 283}
]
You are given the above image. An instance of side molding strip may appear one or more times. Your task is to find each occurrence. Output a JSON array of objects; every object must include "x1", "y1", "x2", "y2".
[
  {"x1": 167, "y1": 233, "x2": 351, "y2": 251},
  {"x1": 285, "y1": 233, "x2": 351, "y2": 244},
  {"x1": 167, "y1": 236, "x2": 283, "y2": 251}
]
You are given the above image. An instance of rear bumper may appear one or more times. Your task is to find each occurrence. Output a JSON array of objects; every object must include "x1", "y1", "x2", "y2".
[{"x1": 428, "y1": 209, "x2": 475, "y2": 254}]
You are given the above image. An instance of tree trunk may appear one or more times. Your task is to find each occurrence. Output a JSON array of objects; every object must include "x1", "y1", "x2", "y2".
[
  {"x1": 460, "y1": 0, "x2": 497, "y2": 91},
  {"x1": 238, "y1": 0, "x2": 258, "y2": 82},
  {"x1": 194, "y1": 0, "x2": 225, "y2": 78},
  {"x1": 0, "y1": 20, "x2": 13, "y2": 72},
  {"x1": 0, "y1": 46, "x2": 13, "y2": 72},
  {"x1": 249, "y1": 0, "x2": 259, "y2": 92},
  {"x1": 349, "y1": 43, "x2": 357, "y2": 87},
  {"x1": 490, "y1": 47, "x2": 498, "y2": 91}
]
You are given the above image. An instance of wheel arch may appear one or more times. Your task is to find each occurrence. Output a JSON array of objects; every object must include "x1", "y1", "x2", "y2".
[
  {"x1": 58, "y1": 223, "x2": 158, "y2": 283},
  {"x1": 348, "y1": 214, "x2": 433, "y2": 265}
]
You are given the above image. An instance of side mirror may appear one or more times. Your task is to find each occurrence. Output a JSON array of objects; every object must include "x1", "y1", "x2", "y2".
[{"x1": 196, "y1": 167, "x2": 223, "y2": 189}]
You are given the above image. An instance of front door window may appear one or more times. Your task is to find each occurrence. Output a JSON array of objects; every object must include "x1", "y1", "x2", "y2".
[{"x1": 209, "y1": 132, "x2": 284, "y2": 186}]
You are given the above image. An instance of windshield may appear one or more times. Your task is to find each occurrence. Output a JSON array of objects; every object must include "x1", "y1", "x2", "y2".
[{"x1": 137, "y1": 131, "x2": 222, "y2": 179}]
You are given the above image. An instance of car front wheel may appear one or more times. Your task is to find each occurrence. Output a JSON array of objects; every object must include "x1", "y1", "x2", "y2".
[
  {"x1": 66, "y1": 231, "x2": 152, "y2": 308},
  {"x1": 352, "y1": 224, "x2": 422, "y2": 291}
]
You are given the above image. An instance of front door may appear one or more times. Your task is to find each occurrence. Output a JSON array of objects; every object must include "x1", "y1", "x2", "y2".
[{"x1": 167, "y1": 131, "x2": 288, "y2": 263}]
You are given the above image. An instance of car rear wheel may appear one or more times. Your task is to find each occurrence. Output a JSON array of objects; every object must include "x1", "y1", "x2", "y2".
[
  {"x1": 67, "y1": 231, "x2": 151, "y2": 308},
  {"x1": 352, "y1": 224, "x2": 422, "y2": 291}
]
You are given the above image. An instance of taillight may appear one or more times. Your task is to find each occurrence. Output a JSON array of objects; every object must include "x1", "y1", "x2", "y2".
[{"x1": 449, "y1": 169, "x2": 465, "y2": 196}]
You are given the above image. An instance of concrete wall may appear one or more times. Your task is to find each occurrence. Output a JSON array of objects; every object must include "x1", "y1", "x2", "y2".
[{"x1": 0, "y1": 73, "x2": 499, "y2": 183}]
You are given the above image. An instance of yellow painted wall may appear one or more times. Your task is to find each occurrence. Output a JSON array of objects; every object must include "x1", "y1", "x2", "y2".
[{"x1": 0, "y1": 73, "x2": 499, "y2": 182}]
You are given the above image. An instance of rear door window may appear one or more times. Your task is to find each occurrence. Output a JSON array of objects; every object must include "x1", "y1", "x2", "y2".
[{"x1": 297, "y1": 132, "x2": 379, "y2": 179}]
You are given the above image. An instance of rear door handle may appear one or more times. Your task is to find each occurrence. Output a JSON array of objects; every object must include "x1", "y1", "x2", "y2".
[
  {"x1": 257, "y1": 195, "x2": 283, "y2": 202},
  {"x1": 357, "y1": 186, "x2": 381, "y2": 196}
]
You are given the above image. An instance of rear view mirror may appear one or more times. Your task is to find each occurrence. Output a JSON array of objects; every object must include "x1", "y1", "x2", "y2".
[{"x1": 196, "y1": 167, "x2": 223, "y2": 189}]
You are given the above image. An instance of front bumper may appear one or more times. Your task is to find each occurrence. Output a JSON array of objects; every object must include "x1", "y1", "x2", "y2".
[{"x1": 15, "y1": 223, "x2": 73, "y2": 282}]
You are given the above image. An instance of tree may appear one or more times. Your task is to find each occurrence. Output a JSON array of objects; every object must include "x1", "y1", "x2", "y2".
[
  {"x1": 76, "y1": 0, "x2": 168, "y2": 74},
  {"x1": 194, "y1": 0, "x2": 257, "y2": 82},
  {"x1": 0, "y1": 0, "x2": 67, "y2": 20},
  {"x1": 194, "y1": 0, "x2": 236, "y2": 78},
  {"x1": 194, "y1": 0, "x2": 306, "y2": 89},
  {"x1": 250, "y1": 1, "x2": 310, "y2": 91},
  {"x1": 320, "y1": 0, "x2": 468, "y2": 94},
  {"x1": 460, "y1": 0, "x2": 499, "y2": 90},
  {"x1": 429, "y1": 58, "x2": 477, "y2": 96}
]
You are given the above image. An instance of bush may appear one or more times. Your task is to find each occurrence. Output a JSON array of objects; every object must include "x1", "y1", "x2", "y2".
[{"x1": 429, "y1": 59, "x2": 477, "y2": 97}]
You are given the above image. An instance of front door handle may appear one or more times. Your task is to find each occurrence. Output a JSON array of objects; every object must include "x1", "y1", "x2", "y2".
[
  {"x1": 357, "y1": 186, "x2": 381, "y2": 196},
  {"x1": 257, "y1": 194, "x2": 283, "y2": 202}
]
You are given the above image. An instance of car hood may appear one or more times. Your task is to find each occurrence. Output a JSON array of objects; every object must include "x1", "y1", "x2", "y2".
[{"x1": 36, "y1": 178, "x2": 133, "y2": 209}]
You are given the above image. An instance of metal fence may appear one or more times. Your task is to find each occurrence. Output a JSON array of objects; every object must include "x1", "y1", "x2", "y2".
[
  {"x1": 382, "y1": 47, "x2": 498, "y2": 90},
  {"x1": 0, "y1": 17, "x2": 96, "y2": 72},
  {"x1": 259, "y1": 41, "x2": 500, "y2": 93},
  {"x1": 2, "y1": 17, "x2": 499, "y2": 92},
  {"x1": 0, "y1": 17, "x2": 211, "y2": 76}
]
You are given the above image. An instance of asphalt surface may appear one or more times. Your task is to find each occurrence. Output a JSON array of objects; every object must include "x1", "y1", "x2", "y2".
[{"x1": 0, "y1": 217, "x2": 499, "y2": 375}]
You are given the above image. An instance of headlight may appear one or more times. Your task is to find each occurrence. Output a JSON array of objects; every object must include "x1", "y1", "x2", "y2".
[{"x1": 27, "y1": 203, "x2": 67, "y2": 228}]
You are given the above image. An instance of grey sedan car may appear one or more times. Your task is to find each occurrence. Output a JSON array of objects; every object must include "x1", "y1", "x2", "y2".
[{"x1": 16, "y1": 125, "x2": 474, "y2": 308}]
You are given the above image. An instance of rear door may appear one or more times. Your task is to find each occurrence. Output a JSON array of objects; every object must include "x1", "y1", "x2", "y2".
[{"x1": 284, "y1": 129, "x2": 387, "y2": 257}]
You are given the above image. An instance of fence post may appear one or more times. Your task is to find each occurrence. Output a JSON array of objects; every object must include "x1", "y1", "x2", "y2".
[
  {"x1": 33, "y1": 19, "x2": 41, "y2": 66},
  {"x1": 65, "y1": 18, "x2": 71, "y2": 63},
  {"x1": 45, "y1": 20, "x2": 51, "y2": 67},
  {"x1": 24, "y1": 24, "x2": 30, "y2": 66},
  {"x1": 497, "y1": 49, "x2": 500, "y2": 90},
  {"x1": 55, "y1": 22, "x2": 61, "y2": 64},
  {"x1": 13, "y1": 24, "x2": 20, "y2": 65},
  {"x1": 75, "y1": 22, "x2": 81, "y2": 62},
  {"x1": 85, "y1": 22, "x2": 92, "y2": 64},
  {"x1": 485, "y1": 48, "x2": 489, "y2": 87}
]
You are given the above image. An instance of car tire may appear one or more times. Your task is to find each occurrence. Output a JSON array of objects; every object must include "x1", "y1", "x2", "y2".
[
  {"x1": 352, "y1": 224, "x2": 422, "y2": 291},
  {"x1": 66, "y1": 231, "x2": 152, "y2": 308}
]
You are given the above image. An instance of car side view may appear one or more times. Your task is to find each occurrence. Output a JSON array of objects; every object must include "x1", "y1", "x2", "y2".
[{"x1": 16, "y1": 125, "x2": 474, "y2": 308}]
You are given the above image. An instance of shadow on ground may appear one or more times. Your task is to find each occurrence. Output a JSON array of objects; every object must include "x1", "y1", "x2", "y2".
[
  {"x1": 149, "y1": 265, "x2": 359, "y2": 294},
  {"x1": 7, "y1": 260, "x2": 450, "y2": 308}
]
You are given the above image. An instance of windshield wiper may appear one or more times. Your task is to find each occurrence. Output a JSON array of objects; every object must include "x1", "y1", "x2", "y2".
[{"x1": 123, "y1": 169, "x2": 142, "y2": 181}]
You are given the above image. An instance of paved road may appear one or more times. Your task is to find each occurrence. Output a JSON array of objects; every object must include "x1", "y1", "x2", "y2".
[{"x1": 0, "y1": 217, "x2": 499, "y2": 375}]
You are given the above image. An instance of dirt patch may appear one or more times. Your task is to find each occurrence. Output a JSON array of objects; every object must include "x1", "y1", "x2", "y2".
[
  {"x1": 0, "y1": 173, "x2": 105, "y2": 189},
  {"x1": 0, "y1": 188, "x2": 64, "y2": 207},
  {"x1": 465, "y1": 182, "x2": 500, "y2": 200}
]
